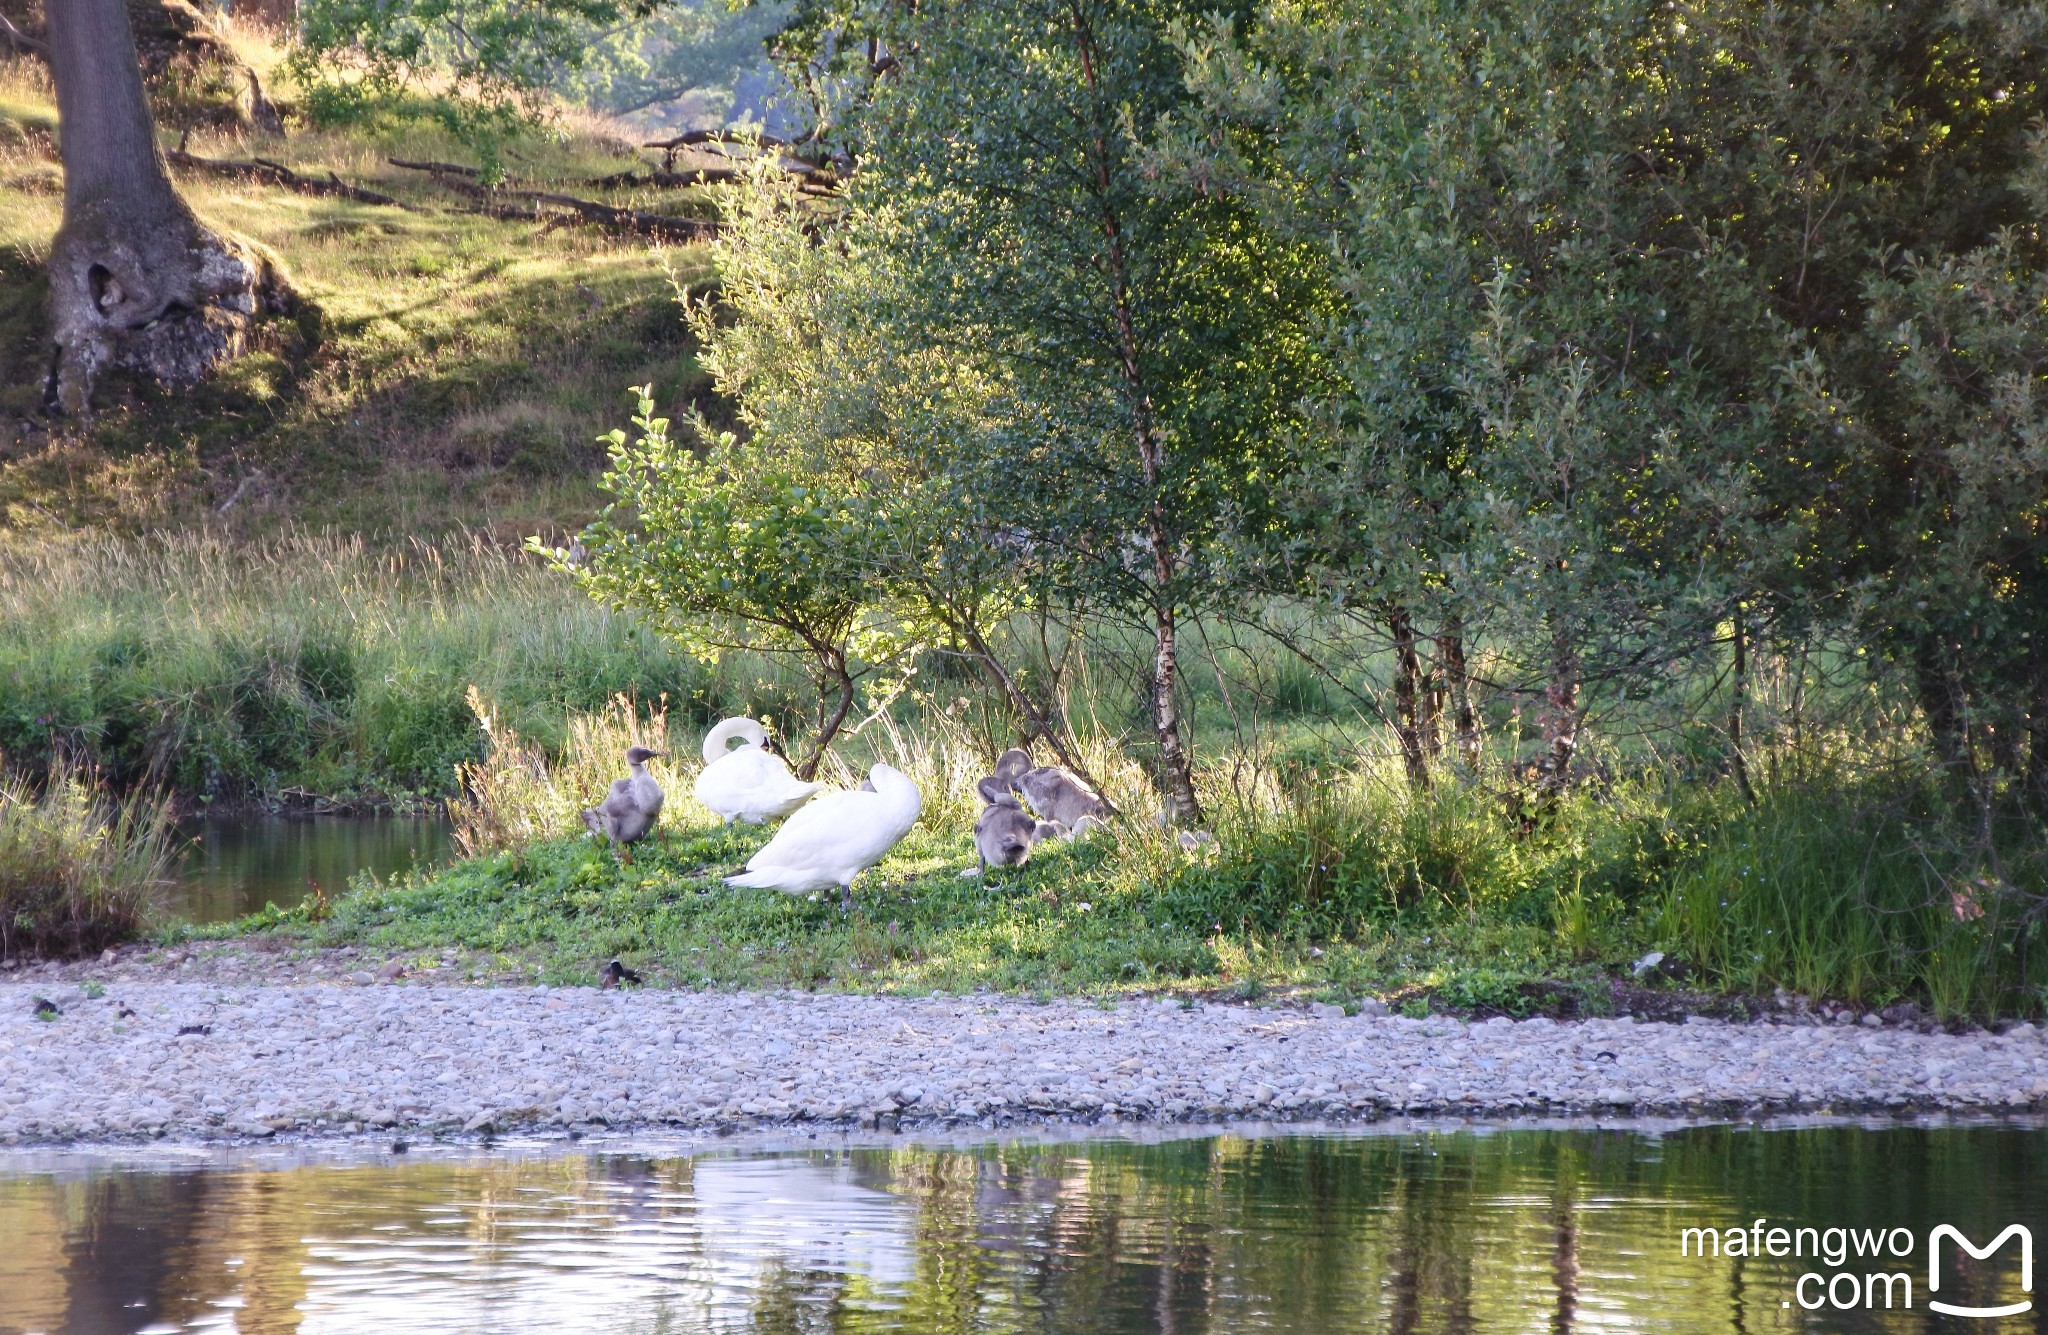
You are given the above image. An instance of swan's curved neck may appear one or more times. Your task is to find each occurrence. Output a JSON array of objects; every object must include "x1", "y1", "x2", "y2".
[{"x1": 702, "y1": 717, "x2": 767, "y2": 763}]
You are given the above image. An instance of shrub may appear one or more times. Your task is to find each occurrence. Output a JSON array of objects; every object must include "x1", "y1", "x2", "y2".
[{"x1": 0, "y1": 763, "x2": 176, "y2": 960}]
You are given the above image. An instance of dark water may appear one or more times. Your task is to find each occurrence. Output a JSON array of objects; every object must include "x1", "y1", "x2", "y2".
[
  {"x1": 168, "y1": 816, "x2": 454, "y2": 923},
  {"x1": 0, "y1": 1121, "x2": 2043, "y2": 1334}
]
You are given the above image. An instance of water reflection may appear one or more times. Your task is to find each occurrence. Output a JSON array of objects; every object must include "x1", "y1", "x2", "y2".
[
  {"x1": 169, "y1": 816, "x2": 453, "y2": 924},
  {"x1": 0, "y1": 1123, "x2": 2042, "y2": 1334}
]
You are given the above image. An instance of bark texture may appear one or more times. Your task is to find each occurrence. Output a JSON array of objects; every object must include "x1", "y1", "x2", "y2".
[
  {"x1": 1441, "y1": 614, "x2": 1481, "y2": 771},
  {"x1": 1387, "y1": 606, "x2": 1431, "y2": 790},
  {"x1": 44, "y1": 0, "x2": 289, "y2": 414}
]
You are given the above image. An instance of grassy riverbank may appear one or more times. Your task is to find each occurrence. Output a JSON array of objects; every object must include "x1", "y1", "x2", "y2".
[
  {"x1": 0, "y1": 531, "x2": 706, "y2": 803},
  {"x1": 186, "y1": 709, "x2": 2048, "y2": 1021}
]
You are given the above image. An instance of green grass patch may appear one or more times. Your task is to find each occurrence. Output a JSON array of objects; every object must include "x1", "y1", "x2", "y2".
[
  {"x1": 0, "y1": 50, "x2": 719, "y2": 536},
  {"x1": 188, "y1": 761, "x2": 2048, "y2": 1018}
]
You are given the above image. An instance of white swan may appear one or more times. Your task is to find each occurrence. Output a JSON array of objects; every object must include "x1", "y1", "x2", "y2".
[
  {"x1": 724, "y1": 763, "x2": 922, "y2": 895},
  {"x1": 693, "y1": 717, "x2": 823, "y2": 825}
]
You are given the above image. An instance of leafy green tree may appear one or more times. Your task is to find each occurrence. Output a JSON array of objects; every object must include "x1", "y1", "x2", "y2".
[
  {"x1": 1184, "y1": 0, "x2": 2048, "y2": 808},
  {"x1": 546, "y1": 387, "x2": 914, "y2": 777},
  {"x1": 1179, "y1": 0, "x2": 1755, "y2": 792},
  {"x1": 825, "y1": 0, "x2": 1327, "y2": 821},
  {"x1": 683, "y1": 165, "x2": 1111, "y2": 788}
]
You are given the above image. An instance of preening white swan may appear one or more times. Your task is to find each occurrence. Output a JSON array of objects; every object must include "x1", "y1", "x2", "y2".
[
  {"x1": 724, "y1": 763, "x2": 922, "y2": 895},
  {"x1": 693, "y1": 717, "x2": 822, "y2": 825}
]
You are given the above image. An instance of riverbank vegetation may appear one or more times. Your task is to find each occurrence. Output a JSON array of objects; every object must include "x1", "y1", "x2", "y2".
[
  {"x1": 3, "y1": 0, "x2": 2044, "y2": 1023},
  {"x1": 0, "y1": 761, "x2": 175, "y2": 959}
]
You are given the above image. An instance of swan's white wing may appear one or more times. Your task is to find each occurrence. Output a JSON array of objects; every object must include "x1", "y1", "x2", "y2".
[
  {"x1": 696, "y1": 748, "x2": 819, "y2": 816},
  {"x1": 743, "y1": 790, "x2": 871, "y2": 869}
]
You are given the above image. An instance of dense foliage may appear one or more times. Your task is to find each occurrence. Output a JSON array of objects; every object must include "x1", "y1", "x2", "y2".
[{"x1": 564, "y1": 0, "x2": 2048, "y2": 1010}]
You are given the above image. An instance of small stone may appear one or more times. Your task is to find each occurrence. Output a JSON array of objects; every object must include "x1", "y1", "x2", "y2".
[
  {"x1": 462, "y1": 1111, "x2": 497, "y2": 1133},
  {"x1": 1862, "y1": 1013, "x2": 1884, "y2": 1028}
]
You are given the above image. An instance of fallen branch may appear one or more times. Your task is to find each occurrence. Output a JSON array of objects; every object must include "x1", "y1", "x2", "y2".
[
  {"x1": 585, "y1": 166, "x2": 839, "y2": 198},
  {"x1": 387, "y1": 159, "x2": 719, "y2": 241},
  {"x1": 386, "y1": 157, "x2": 486, "y2": 179},
  {"x1": 588, "y1": 165, "x2": 745, "y2": 189},
  {"x1": 168, "y1": 149, "x2": 404, "y2": 208},
  {"x1": 640, "y1": 128, "x2": 832, "y2": 173}
]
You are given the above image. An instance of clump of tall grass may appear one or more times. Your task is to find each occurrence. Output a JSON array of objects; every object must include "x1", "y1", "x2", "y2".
[
  {"x1": 0, "y1": 762, "x2": 176, "y2": 960},
  {"x1": 0, "y1": 530, "x2": 707, "y2": 803},
  {"x1": 1655, "y1": 781, "x2": 2048, "y2": 1019},
  {"x1": 450, "y1": 689, "x2": 681, "y2": 854}
]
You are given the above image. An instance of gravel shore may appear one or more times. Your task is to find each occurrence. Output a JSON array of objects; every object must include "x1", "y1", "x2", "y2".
[{"x1": 4, "y1": 950, "x2": 2046, "y2": 1144}]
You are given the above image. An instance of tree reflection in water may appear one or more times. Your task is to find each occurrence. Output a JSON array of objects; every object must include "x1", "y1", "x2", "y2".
[{"x1": 0, "y1": 1122, "x2": 2041, "y2": 1334}]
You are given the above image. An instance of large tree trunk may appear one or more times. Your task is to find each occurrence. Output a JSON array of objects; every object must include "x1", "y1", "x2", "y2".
[{"x1": 43, "y1": 0, "x2": 289, "y2": 415}]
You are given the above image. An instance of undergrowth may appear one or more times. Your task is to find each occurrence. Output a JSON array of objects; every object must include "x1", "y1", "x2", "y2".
[
  {"x1": 201, "y1": 711, "x2": 2048, "y2": 1019},
  {"x1": 0, "y1": 761, "x2": 176, "y2": 960}
]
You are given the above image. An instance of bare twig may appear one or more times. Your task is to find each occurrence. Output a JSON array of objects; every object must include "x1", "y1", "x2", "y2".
[{"x1": 0, "y1": 11, "x2": 46, "y2": 57}]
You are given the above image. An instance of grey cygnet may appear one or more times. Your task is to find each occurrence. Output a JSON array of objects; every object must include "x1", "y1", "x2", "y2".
[
  {"x1": 992, "y1": 747, "x2": 1107, "y2": 827},
  {"x1": 971, "y1": 772, "x2": 1066, "y2": 870},
  {"x1": 581, "y1": 745, "x2": 665, "y2": 862}
]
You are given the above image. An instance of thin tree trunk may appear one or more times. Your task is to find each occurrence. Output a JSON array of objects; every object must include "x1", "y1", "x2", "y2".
[
  {"x1": 44, "y1": 0, "x2": 289, "y2": 413},
  {"x1": 1067, "y1": 0, "x2": 1199, "y2": 825},
  {"x1": 797, "y1": 653, "x2": 856, "y2": 781},
  {"x1": 1387, "y1": 607, "x2": 1431, "y2": 790},
  {"x1": 956, "y1": 618, "x2": 1116, "y2": 814},
  {"x1": 1442, "y1": 614, "x2": 1481, "y2": 771},
  {"x1": 1728, "y1": 605, "x2": 1756, "y2": 804},
  {"x1": 2026, "y1": 674, "x2": 2048, "y2": 807},
  {"x1": 1913, "y1": 642, "x2": 1975, "y2": 792},
  {"x1": 1537, "y1": 626, "x2": 1581, "y2": 793},
  {"x1": 1150, "y1": 599, "x2": 1201, "y2": 823},
  {"x1": 1417, "y1": 622, "x2": 1442, "y2": 764}
]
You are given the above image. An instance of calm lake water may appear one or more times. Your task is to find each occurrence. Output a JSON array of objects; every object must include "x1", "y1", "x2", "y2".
[
  {"x1": 1, "y1": 1120, "x2": 2042, "y2": 1334},
  {"x1": 168, "y1": 816, "x2": 454, "y2": 924}
]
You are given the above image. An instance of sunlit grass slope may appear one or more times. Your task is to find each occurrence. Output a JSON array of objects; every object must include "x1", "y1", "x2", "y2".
[{"x1": 0, "y1": 51, "x2": 720, "y2": 536}]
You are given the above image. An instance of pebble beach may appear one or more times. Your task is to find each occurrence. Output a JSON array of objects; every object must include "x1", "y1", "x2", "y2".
[{"x1": 4, "y1": 944, "x2": 2046, "y2": 1146}]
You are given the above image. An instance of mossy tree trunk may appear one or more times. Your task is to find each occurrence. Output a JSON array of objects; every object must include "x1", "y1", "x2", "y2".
[{"x1": 43, "y1": 0, "x2": 288, "y2": 414}]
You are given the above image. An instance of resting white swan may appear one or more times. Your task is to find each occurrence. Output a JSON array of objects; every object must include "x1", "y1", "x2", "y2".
[
  {"x1": 693, "y1": 717, "x2": 823, "y2": 825},
  {"x1": 724, "y1": 763, "x2": 922, "y2": 895}
]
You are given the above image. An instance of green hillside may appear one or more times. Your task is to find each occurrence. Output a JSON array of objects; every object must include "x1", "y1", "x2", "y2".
[{"x1": 0, "y1": 47, "x2": 719, "y2": 538}]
